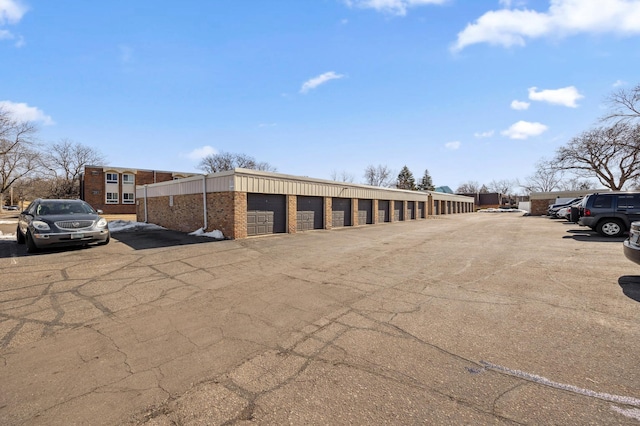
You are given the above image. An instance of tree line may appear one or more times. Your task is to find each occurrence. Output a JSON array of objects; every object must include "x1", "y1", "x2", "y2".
[
  {"x1": 330, "y1": 164, "x2": 435, "y2": 191},
  {"x1": 200, "y1": 153, "x2": 437, "y2": 191},
  {"x1": 0, "y1": 108, "x2": 105, "y2": 206},
  {"x1": 521, "y1": 83, "x2": 640, "y2": 193}
]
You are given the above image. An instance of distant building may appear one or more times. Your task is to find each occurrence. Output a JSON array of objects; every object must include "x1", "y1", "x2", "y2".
[
  {"x1": 434, "y1": 186, "x2": 454, "y2": 194},
  {"x1": 80, "y1": 165, "x2": 198, "y2": 214},
  {"x1": 456, "y1": 192, "x2": 530, "y2": 210}
]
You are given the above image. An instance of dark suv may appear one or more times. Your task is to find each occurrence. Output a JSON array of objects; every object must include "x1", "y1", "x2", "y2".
[{"x1": 578, "y1": 192, "x2": 640, "y2": 237}]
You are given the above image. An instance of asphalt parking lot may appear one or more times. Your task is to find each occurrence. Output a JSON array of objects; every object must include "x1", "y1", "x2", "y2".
[{"x1": 1, "y1": 213, "x2": 639, "y2": 425}]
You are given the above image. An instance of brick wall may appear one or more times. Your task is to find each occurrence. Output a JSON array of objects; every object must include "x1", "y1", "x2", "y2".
[
  {"x1": 207, "y1": 192, "x2": 239, "y2": 239},
  {"x1": 136, "y1": 192, "x2": 240, "y2": 238},
  {"x1": 352, "y1": 198, "x2": 359, "y2": 226},
  {"x1": 531, "y1": 199, "x2": 553, "y2": 216},
  {"x1": 142, "y1": 194, "x2": 205, "y2": 233},
  {"x1": 232, "y1": 192, "x2": 247, "y2": 239},
  {"x1": 287, "y1": 195, "x2": 296, "y2": 234},
  {"x1": 373, "y1": 199, "x2": 379, "y2": 224},
  {"x1": 324, "y1": 197, "x2": 333, "y2": 230}
]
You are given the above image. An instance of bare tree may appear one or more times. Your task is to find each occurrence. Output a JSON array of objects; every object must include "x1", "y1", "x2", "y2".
[
  {"x1": 519, "y1": 159, "x2": 564, "y2": 193},
  {"x1": 455, "y1": 181, "x2": 481, "y2": 193},
  {"x1": 41, "y1": 139, "x2": 106, "y2": 198},
  {"x1": 0, "y1": 107, "x2": 38, "y2": 156},
  {"x1": 363, "y1": 164, "x2": 394, "y2": 187},
  {"x1": 0, "y1": 141, "x2": 41, "y2": 200},
  {"x1": 555, "y1": 122, "x2": 640, "y2": 190},
  {"x1": 601, "y1": 83, "x2": 640, "y2": 123},
  {"x1": 198, "y1": 151, "x2": 276, "y2": 173},
  {"x1": 330, "y1": 169, "x2": 355, "y2": 183},
  {"x1": 488, "y1": 179, "x2": 515, "y2": 195},
  {"x1": 558, "y1": 177, "x2": 595, "y2": 191},
  {"x1": 0, "y1": 109, "x2": 41, "y2": 205}
]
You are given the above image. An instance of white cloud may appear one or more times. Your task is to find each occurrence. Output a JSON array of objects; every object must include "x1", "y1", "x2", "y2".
[
  {"x1": 0, "y1": 0, "x2": 27, "y2": 46},
  {"x1": 452, "y1": 0, "x2": 640, "y2": 52},
  {"x1": 185, "y1": 145, "x2": 217, "y2": 161},
  {"x1": 445, "y1": 141, "x2": 461, "y2": 150},
  {"x1": 613, "y1": 79, "x2": 627, "y2": 87},
  {"x1": 528, "y1": 86, "x2": 583, "y2": 107},
  {"x1": 0, "y1": 0, "x2": 28, "y2": 25},
  {"x1": 501, "y1": 120, "x2": 548, "y2": 139},
  {"x1": 0, "y1": 100, "x2": 55, "y2": 125},
  {"x1": 510, "y1": 100, "x2": 530, "y2": 110},
  {"x1": 342, "y1": 0, "x2": 448, "y2": 16},
  {"x1": 300, "y1": 71, "x2": 344, "y2": 94},
  {"x1": 474, "y1": 130, "x2": 494, "y2": 138}
]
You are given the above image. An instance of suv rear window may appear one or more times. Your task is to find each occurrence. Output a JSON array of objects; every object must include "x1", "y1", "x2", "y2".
[
  {"x1": 617, "y1": 195, "x2": 640, "y2": 209},
  {"x1": 592, "y1": 195, "x2": 612, "y2": 209}
]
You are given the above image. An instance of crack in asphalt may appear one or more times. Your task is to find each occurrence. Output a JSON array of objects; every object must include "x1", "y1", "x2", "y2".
[{"x1": 1, "y1": 217, "x2": 637, "y2": 425}]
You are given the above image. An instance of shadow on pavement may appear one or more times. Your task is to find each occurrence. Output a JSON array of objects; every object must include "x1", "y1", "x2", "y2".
[
  {"x1": 618, "y1": 276, "x2": 640, "y2": 303},
  {"x1": 563, "y1": 229, "x2": 627, "y2": 243},
  {"x1": 0, "y1": 240, "x2": 99, "y2": 258},
  {"x1": 0, "y1": 229, "x2": 220, "y2": 258},
  {"x1": 112, "y1": 229, "x2": 221, "y2": 250}
]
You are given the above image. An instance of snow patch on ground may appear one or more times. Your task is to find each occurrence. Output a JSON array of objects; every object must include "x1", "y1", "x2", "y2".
[
  {"x1": 189, "y1": 228, "x2": 224, "y2": 240},
  {"x1": 108, "y1": 220, "x2": 166, "y2": 233},
  {"x1": 0, "y1": 231, "x2": 16, "y2": 241},
  {"x1": 109, "y1": 220, "x2": 225, "y2": 239},
  {"x1": 478, "y1": 208, "x2": 526, "y2": 213}
]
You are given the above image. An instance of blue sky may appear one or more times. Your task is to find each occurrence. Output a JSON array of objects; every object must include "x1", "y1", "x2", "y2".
[{"x1": 2, "y1": 0, "x2": 640, "y2": 191}]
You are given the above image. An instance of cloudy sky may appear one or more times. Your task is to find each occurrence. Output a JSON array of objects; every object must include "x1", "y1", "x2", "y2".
[{"x1": 2, "y1": 0, "x2": 639, "y2": 190}]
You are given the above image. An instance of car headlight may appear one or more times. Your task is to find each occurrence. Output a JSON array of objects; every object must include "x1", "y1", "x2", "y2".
[
  {"x1": 96, "y1": 218, "x2": 108, "y2": 228},
  {"x1": 32, "y1": 220, "x2": 51, "y2": 231}
]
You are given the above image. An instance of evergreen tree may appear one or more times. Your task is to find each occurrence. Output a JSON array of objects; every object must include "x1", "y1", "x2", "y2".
[
  {"x1": 396, "y1": 165, "x2": 416, "y2": 190},
  {"x1": 417, "y1": 169, "x2": 435, "y2": 191}
]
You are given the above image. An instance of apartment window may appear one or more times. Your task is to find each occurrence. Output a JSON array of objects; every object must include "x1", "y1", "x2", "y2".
[
  {"x1": 106, "y1": 173, "x2": 118, "y2": 184},
  {"x1": 122, "y1": 173, "x2": 135, "y2": 184},
  {"x1": 106, "y1": 192, "x2": 119, "y2": 204},
  {"x1": 123, "y1": 193, "x2": 135, "y2": 204}
]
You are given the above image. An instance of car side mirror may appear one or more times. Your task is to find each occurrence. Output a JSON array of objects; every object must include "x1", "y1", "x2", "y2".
[{"x1": 97, "y1": 209, "x2": 104, "y2": 214}]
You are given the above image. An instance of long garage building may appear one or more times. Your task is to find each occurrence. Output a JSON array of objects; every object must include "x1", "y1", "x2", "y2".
[{"x1": 136, "y1": 168, "x2": 474, "y2": 239}]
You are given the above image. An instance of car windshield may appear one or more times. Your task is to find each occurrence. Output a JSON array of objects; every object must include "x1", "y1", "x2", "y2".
[{"x1": 37, "y1": 201, "x2": 95, "y2": 215}]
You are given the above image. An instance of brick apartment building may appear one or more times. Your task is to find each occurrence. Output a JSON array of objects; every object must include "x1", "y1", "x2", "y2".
[{"x1": 80, "y1": 165, "x2": 197, "y2": 214}]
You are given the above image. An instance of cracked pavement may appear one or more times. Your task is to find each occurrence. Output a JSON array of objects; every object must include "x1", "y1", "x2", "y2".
[{"x1": 1, "y1": 214, "x2": 639, "y2": 424}]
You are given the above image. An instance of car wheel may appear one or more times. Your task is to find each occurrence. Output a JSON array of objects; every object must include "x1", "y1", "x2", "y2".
[
  {"x1": 96, "y1": 235, "x2": 110, "y2": 246},
  {"x1": 25, "y1": 231, "x2": 39, "y2": 253},
  {"x1": 16, "y1": 226, "x2": 25, "y2": 244},
  {"x1": 596, "y1": 219, "x2": 625, "y2": 237}
]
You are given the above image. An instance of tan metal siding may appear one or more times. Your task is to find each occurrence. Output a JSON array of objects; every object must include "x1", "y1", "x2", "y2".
[{"x1": 136, "y1": 169, "x2": 474, "y2": 212}]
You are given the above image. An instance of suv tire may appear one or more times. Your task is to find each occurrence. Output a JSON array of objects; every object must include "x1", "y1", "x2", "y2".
[{"x1": 596, "y1": 219, "x2": 625, "y2": 237}]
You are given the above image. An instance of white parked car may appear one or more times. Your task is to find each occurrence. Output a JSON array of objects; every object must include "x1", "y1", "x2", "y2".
[{"x1": 556, "y1": 206, "x2": 572, "y2": 220}]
